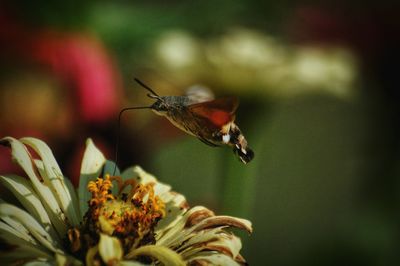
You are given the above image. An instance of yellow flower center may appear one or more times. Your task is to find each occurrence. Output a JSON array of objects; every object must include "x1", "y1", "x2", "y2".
[
  {"x1": 88, "y1": 174, "x2": 165, "y2": 236},
  {"x1": 68, "y1": 175, "x2": 165, "y2": 256}
]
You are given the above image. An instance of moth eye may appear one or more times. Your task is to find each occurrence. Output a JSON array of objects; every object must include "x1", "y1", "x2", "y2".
[
  {"x1": 160, "y1": 103, "x2": 169, "y2": 111},
  {"x1": 152, "y1": 101, "x2": 167, "y2": 111}
]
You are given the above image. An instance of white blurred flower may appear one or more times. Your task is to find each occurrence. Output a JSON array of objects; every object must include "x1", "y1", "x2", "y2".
[
  {"x1": 206, "y1": 28, "x2": 285, "y2": 68},
  {"x1": 155, "y1": 31, "x2": 200, "y2": 69},
  {"x1": 290, "y1": 47, "x2": 357, "y2": 98},
  {"x1": 151, "y1": 28, "x2": 358, "y2": 99},
  {"x1": 0, "y1": 137, "x2": 252, "y2": 265}
]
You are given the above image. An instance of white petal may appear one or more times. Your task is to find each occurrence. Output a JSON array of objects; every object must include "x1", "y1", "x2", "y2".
[
  {"x1": 98, "y1": 234, "x2": 123, "y2": 263},
  {"x1": 0, "y1": 202, "x2": 62, "y2": 253},
  {"x1": 21, "y1": 137, "x2": 81, "y2": 227},
  {"x1": 78, "y1": 139, "x2": 106, "y2": 217},
  {"x1": 126, "y1": 166, "x2": 159, "y2": 186},
  {"x1": 1, "y1": 137, "x2": 68, "y2": 237},
  {"x1": 0, "y1": 174, "x2": 59, "y2": 242}
]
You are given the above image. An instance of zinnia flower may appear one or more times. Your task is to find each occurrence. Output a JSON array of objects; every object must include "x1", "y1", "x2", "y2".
[{"x1": 0, "y1": 137, "x2": 252, "y2": 265}]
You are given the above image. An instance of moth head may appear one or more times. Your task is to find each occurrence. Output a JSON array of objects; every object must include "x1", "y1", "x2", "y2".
[
  {"x1": 133, "y1": 78, "x2": 169, "y2": 115},
  {"x1": 150, "y1": 97, "x2": 168, "y2": 114}
]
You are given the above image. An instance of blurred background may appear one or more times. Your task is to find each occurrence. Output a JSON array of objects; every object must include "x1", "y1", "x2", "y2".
[{"x1": 0, "y1": 1, "x2": 399, "y2": 265}]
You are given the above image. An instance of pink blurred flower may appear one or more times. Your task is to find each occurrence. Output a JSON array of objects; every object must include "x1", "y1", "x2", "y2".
[
  {"x1": 31, "y1": 32, "x2": 122, "y2": 122},
  {"x1": 0, "y1": 10, "x2": 122, "y2": 123}
]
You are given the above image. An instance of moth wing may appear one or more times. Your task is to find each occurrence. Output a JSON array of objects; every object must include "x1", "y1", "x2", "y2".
[
  {"x1": 188, "y1": 97, "x2": 239, "y2": 129},
  {"x1": 185, "y1": 85, "x2": 215, "y2": 104}
]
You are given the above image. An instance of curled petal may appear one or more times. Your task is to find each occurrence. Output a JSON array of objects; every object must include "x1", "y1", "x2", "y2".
[
  {"x1": 126, "y1": 245, "x2": 185, "y2": 266},
  {"x1": 200, "y1": 233, "x2": 242, "y2": 259},
  {"x1": 178, "y1": 230, "x2": 243, "y2": 261},
  {"x1": 185, "y1": 207, "x2": 215, "y2": 227},
  {"x1": 192, "y1": 215, "x2": 253, "y2": 234},
  {"x1": 186, "y1": 251, "x2": 243, "y2": 266}
]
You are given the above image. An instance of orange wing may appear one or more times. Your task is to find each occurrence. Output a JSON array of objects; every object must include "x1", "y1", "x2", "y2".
[{"x1": 188, "y1": 97, "x2": 238, "y2": 128}]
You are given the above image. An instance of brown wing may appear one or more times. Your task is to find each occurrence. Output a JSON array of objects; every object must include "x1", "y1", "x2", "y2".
[{"x1": 188, "y1": 97, "x2": 238, "y2": 129}]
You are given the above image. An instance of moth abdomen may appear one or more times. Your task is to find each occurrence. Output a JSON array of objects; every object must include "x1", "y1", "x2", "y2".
[
  {"x1": 227, "y1": 123, "x2": 254, "y2": 164},
  {"x1": 234, "y1": 145, "x2": 254, "y2": 164}
]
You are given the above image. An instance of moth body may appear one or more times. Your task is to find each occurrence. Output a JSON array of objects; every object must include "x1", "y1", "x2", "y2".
[
  {"x1": 133, "y1": 79, "x2": 254, "y2": 163},
  {"x1": 150, "y1": 95, "x2": 254, "y2": 163}
]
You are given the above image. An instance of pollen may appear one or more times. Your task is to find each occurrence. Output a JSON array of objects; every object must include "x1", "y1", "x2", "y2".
[
  {"x1": 87, "y1": 174, "x2": 115, "y2": 206},
  {"x1": 80, "y1": 175, "x2": 166, "y2": 253}
]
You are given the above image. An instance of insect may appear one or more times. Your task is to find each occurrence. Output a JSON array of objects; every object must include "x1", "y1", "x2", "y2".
[{"x1": 118, "y1": 78, "x2": 254, "y2": 164}]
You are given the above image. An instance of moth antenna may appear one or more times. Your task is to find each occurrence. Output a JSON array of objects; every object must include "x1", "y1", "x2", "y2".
[
  {"x1": 134, "y1": 78, "x2": 160, "y2": 97},
  {"x1": 113, "y1": 106, "x2": 152, "y2": 176}
]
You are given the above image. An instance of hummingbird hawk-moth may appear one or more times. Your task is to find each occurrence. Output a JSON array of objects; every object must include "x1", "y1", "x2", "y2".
[{"x1": 121, "y1": 78, "x2": 254, "y2": 164}]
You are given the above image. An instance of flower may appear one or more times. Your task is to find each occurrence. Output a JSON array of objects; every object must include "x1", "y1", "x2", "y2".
[{"x1": 0, "y1": 137, "x2": 252, "y2": 265}]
